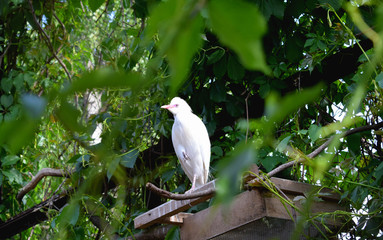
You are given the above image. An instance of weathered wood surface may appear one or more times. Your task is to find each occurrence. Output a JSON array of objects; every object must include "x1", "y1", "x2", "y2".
[
  {"x1": 181, "y1": 188, "x2": 265, "y2": 240},
  {"x1": 181, "y1": 179, "x2": 345, "y2": 240},
  {"x1": 134, "y1": 180, "x2": 216, "y2": 229},
  {"x1": 135, "y1": 176, "x2": 343, "y2": 235}
]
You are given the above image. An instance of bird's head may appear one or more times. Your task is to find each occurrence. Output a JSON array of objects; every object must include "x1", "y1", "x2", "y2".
[{"x1": 161, "y1": 97, "x2": 192, "y2": 115}]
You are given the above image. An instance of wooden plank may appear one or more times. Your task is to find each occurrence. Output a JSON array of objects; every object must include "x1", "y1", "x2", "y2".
[
  {"x1": 268, "y1": 177, "x2": 341, "y2": 201},
  {"x1": 162, "y1": 212, "x2": 193, "y2": 226},
  {"x1": 134, "y1": 180, "x2": 216, "y2": 229},
  {"x1": 180, "y1": 189, "x2": 266, "y2": 240}
]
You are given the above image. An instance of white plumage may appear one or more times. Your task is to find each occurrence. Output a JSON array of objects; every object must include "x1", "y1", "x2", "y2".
[{"x1": 161, "y1": 97, "x2": 211, "y2": 191}]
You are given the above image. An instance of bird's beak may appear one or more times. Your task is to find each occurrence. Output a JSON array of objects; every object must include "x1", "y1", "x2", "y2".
[{"x1": 161, "y1": 104, "x2": 175, "y2": 109}]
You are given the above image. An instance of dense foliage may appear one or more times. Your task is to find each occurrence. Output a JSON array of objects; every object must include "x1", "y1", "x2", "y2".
[{"x1": 0, "y1": 0, "x2": 383, "y2": 239}]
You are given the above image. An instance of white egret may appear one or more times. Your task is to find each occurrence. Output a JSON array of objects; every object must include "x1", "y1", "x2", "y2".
[{"x1": 161, "y1": 97, "x2": 211, "y2": 191}]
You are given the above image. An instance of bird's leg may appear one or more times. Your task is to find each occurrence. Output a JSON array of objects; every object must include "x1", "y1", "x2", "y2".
[{"x1": 191, "y1": 174, "x2": 196, "y2": 191}]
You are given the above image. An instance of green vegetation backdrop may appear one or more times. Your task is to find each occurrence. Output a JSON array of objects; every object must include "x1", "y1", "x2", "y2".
[{"x1": 0, "y1": 0, "x2": 383, "y2": 239}]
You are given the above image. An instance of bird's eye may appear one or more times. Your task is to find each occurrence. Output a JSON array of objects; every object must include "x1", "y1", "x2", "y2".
[{"x1": 175, "y1": 104, "x2": 179, "y2": 107}]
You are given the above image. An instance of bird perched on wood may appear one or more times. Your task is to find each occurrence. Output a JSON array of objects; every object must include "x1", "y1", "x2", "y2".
[{"x1": 161, "y1": 97, "x2": 211, "y2": 191}]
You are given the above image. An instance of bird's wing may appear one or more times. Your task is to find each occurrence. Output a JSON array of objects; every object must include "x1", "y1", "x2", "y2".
[{"x1": 172, "y1": 113, "x2": 211, "y2": 185}]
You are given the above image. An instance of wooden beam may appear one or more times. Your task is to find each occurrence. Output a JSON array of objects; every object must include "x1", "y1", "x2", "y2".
[
  {"x1": 268, "y1": 177, "x2": 341, "y2": 201},
  {"x1": 134, "y1": 180, "x2": 216, "y2": 229}
]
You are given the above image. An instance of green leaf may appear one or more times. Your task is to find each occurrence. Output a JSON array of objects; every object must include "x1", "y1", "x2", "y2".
[
  {"x1": 285, "y1": 35, "x2": 304, "y2": 62},
  {"x1": 217, "y1": 145, "x2": 257, "y2": 203},
  {"x1": 210, "y1": 81, "x2": 227, "y2": 102},
  {"x1": 304, "y1": 38, "x2": 315, "y2": 48},
  {"x1": 261, "y1": 155, "x2": 286, "y2": 172},
  {"x1": 374, "y1": 162, "x2": 383, "y2": 181},
  {"x1": 65, "y1": 69, "x2": 144, "y2": 96},
  {"x1": 213, "y1": 55, "x2": 227, "y2": 79},
  {"x1": 208, "y1": 0, "x2": 270, "y2": 73},
  {"x1": 13, "y1": 73, "x2": 24, "y2": 91},
  {"x1": 0, "y1": 118, "x2": 38, "y2": 153},
  {"x1": 120, "y1": 149, "x2": 139, "y2": 168},
  {"x1": 55, "y1": 101, "x2": 84, "y2": 133},
  {"x1": 1, "y1": 155, "x2": 20, "y2": 166},
  {"x1": 276, "y1": 136, "x2": 291, "y2": 152},
  {"x1": 59, "y1": 203, "x2": 81, "y2": 226},
  {"x1": 2, "y1": 168, "x2": 22, "y2": 184},
  {"x1": 309, "y1": 124, "x2": 321, "y2": 142},
  {"x1": 1, "y1": 95, "x2": 13, "y2": 108},
  {"x1": 24, "y1": 73, "x2": 35, "y2": 86},
  {"x1": 165, "y1": 226, "x2": 180, "y2": 240},
  {"x1": 146, "y1": 0, "x2": 203, "y2": 94},
  {"x1": 1, "y1": 77, "x2": 13, "y2": 93},
  {"x1": 319, "y1": 0, "x2": 343, "y2": 11},
  {"x1": 211, "y1": 146, "x2": 223, "y2": 157},
  {"x1": 265, "y1": 84, "x2": 323, "y2": 128},
  {"x1": 226, "y1": 99, "x2": 243, "y2": 117},
  {"x1": 207, "y1": 49, "x2": 225, "y2": 65},
  {"x1": 132, "y1": 0, "x2": 148, "y2": 19},
  {"x1": 161, "y1": 167, "x2": 176, "y2": 183},
  {"x1": 347, "y1": 133, "x2": 361, "y2": 156},
  {"x1": 167, "y1": 14, "x2": 204, "y2": 94},
  {"x1": 376, "y1": 72, "x2": 383, "y2": 88},
  {"x1": 259, "y1": 84, "x2": 271, "y2": 99},
  {"x1": 227, "y1": 55, "x2": 245, "y2": 81},
  {"x1": 107, "y1": 157, "x2": 121, "y2": 181},
  {"x1": 88, "y1": 0, "x2": 105, "y2": 12},
  {"x1": 22, "y1": 94, "x2": 47, "y2": 119}
]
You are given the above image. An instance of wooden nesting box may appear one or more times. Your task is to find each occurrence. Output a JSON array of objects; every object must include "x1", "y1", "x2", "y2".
[{"x1": 134, "y1": 177, "x2": 345, "y2": 240}]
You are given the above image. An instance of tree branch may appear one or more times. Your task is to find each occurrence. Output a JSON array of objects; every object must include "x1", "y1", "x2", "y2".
[
  {"x1": 27, "y1": 0, "x2": 72, "y2": 81},
  {"x1": 0, "y1": 193, "x2": 68, "y2": 238},
  {"x1": 146, "y1": 182, "x2": 215, "y2": 200},
  {"x1": 17, "y1": 168, "x2": 73, "y2": 200},
  {"x1": 248, "y1": 121, "x2": 383, "y2": 186}
]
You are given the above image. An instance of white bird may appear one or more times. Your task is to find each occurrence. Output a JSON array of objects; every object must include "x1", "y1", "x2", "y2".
[{"x1": 161, "y1": 97, "x2": 211, "y2": 191}]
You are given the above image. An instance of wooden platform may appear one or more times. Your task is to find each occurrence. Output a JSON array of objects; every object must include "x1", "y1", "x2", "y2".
[
  {"x1": 134, "y1": 177, "x2": 345, "y2": 239},
  {"x1": 134, "y1": 180, "x2": 217, "y2": 229}
]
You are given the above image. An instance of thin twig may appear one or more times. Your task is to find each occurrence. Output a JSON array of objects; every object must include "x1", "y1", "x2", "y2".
[
  {"x1": 27, "y1": 0, "x2": 72, "y2": 81},
  {"x1": 96, "y1": 0, "x2": 110, "y2": 22},
  {"x1": 146, "y1": 182, "x2": 215, "y2": 200},
  {"x1": 0, "y1": 42, "x2": 11, "y2": 67}
]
